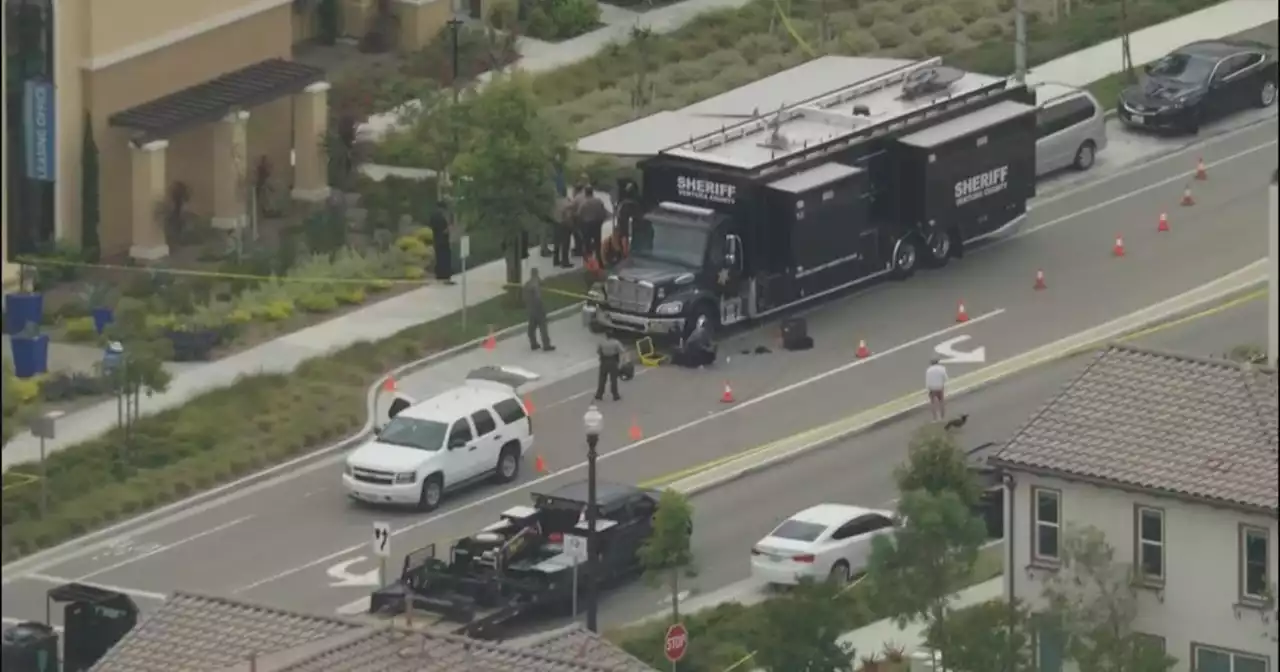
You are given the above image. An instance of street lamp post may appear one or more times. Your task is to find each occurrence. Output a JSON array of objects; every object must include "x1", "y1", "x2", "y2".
[{"x1": 583, "y1": 405, "x2": 604, "y2": 632}]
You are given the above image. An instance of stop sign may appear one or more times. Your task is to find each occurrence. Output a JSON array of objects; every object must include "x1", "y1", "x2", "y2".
[{"x1": 664, "y1": 623, "x2": 688, "y2": 662}]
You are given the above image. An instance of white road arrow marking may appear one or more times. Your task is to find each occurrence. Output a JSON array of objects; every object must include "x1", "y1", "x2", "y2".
[
  {"x1": 934, "y1": 335, "x2": 986, "y2": 365},
  {"x1": 326, "y1": 557, "x2": 381, "y2": 588}
]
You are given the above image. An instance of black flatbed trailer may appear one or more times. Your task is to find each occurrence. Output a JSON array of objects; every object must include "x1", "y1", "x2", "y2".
[
  {"x1": 584, "y1": 57, "x2": 1037, "y2": 340},
  {"x1": 367, "y1": 482, "x2": 668, "y2": 639}
]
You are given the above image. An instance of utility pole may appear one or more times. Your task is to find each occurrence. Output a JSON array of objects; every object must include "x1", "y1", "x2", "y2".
[
  {"x1": 1120, "y1": 0, "x2": 1135, "y2": 81},
  {"x1": 1013, "y1": 0, "x2": 1027, "y2": 83},
  {"x1": 1269, "y1": 168, "x2": 1277, "y2": 367},
  {"x1": 583, "y1": 406, "x2": 604, "y2": 632}
]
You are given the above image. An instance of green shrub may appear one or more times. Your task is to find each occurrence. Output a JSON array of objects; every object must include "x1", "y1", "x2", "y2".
[
  {"x1": 898, "y1": 0, "x2": 927, "y2": 14},
  {"x1": 296, "y1": 293, "x2": 340, "y2": 314},
  {"x1": 920, "y1": 28, "x2": 956, "y2": 56},
  {"x1": 916, "y1": 5, "x2": 964, "y2": 34},
  {"x1": 965, "y1": 17, "x2": 1006, "y2": 42},
  {"x1": 953, "y1": 0, "x2": 997, "y2": 22},
  {"x1": 524, "y1": 0, "x2": 602, "y2": 41},
  {"x1": 841, "y1": 29, "x2": 879, "y2": 55},
  {"x1": 870, "y1": 21, "x2": 911, "y2": 49},
  {"x1": 855, "y1": 0, "x2": 901, "y2": 28},
  {"x1": 61, "y1": 316, "x2": 99, "y2": 343}
]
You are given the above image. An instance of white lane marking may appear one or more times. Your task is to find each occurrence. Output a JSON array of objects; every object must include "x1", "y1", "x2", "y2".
[
  {"x1": 1000, "y1": 140, "x2": 1278, "y2": 248},
  {"x1": 934, "y1": 335, "x2": 986, "y2": 364},
  {"x1": 336, "y1": 597, "x2": 371, "y2": 616},
  {"x1": 2, "y1": 616, "x2": 63, "y2": 632},
  {"x1": 22, "y1": 574, "x2": 169, "y2": 602},
  {"x1": 233, "y1": 308, "x2": 1005, "y2": 594},
  {"x1": 326, "y1": 557, "x2": 382, "y2": 588},
  {"x1": 75, "y1": 515, "x2": 254, "y2": 581}
]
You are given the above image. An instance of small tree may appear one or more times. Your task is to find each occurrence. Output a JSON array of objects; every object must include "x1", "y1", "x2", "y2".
[
  {"x1": 1040, "y1": 525, "x2": 1177, "y2": 672},
  {"x1": 927, "y1": 599, "x2": 1033, "y2": 672},
  {"x1": 451, "y1": 73, "x2": 560, "y2": 286},
  {"x1": 637, "y1": 488, "x2": 695, "y2": 622},
  {"x1": 754, "y1": 579, "x2": 854, "y2": 672},
  {"x1": 80, "y1": 113, "x2": 101, "y2": 260},
  {"x1": 895, "y1": 425, "x2": 983, "y2": 509},
  {"x1": 867, "y1": 489, "x2": 988, "y2": 671}
]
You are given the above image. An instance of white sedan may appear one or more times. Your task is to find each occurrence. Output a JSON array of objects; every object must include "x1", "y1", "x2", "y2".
[{"x1": 750, "y1": 504, "x2": 897, "y2": 585}]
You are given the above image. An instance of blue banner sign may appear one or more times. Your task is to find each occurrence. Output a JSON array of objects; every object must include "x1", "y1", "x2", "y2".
[{"x1": 23, "y1": 79, "x2": 56, "y2": 182}]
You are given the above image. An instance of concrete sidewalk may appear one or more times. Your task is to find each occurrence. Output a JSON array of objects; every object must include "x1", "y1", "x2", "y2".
[{"x1": 834, "y1": 578, "x2": 1004, "y2": 664}]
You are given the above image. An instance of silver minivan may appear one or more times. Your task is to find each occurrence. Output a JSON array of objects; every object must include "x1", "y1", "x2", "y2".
[{"x1": 1034, "y1": 83, "x2": 1109, "y2": 176}]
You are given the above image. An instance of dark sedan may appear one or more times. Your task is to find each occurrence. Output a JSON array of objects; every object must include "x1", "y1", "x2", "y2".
[{"x1": 1117, "y1": 39, "x2": 1278, "y2": 134}]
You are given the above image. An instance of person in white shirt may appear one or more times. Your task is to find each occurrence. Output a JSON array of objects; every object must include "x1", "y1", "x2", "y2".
[{"x1": 925, "y1": 357, "x2": 949, "y2": 422}]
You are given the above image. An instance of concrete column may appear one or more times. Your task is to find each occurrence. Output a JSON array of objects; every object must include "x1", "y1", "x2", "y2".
[
  {"x1": 1268, "y1": 170, "x2": 1277, "y2": 368},
  {"x1": 129, "y1": 140, "x2": 170, "y2": 260},
  {"x1": 212, "y1": 110, "x2": 250, "y2": 230},
  {"x1": 292, "y1": 81, "x2": 332, "y2": 202}
]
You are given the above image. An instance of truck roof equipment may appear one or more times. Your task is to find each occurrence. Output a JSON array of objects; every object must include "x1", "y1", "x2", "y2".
[{"x1": 653, "y1": 56, "x2": 1005, "y2": 171}]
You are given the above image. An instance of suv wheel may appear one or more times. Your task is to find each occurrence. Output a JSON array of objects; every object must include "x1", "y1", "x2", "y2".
[
  {"x1": 1260, "y1": 80, "x2": 1278, "y2": 108},
  {"x1": 1073, "y1": 140, "x2": 1097, "y2": 170},
  {"x1": 495, "y1": 444, "x2": 521, "y2": 483},
  {"x1": 418, "y1": 474, "x2": 443, "y2": 512}
]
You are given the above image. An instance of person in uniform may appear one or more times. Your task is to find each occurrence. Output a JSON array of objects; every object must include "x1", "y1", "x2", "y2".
[
  {"x1": 554, "y1": 190, "x2": 577, "y2": 268},
  {"x1": 673, "y1": 316, "x2": 717, "y2": 368},
  {"x1": 577, "y1": 185, "x2": 611, "y2": 266},
  {"x1": 523, "y1": 268, "x2": 554, "y2": 351},
  {"x1": 595, "y1": 333, "x2": 625, "y2": 401}
]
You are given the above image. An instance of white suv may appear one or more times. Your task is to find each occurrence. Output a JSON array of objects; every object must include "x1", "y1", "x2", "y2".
[{"x1": 342, "y1": 366, "x2": 537, "y2": 511}]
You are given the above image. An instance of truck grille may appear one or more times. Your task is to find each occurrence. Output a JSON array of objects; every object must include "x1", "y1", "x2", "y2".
[
  {"x1": 352, "y1": 467, "x2": 395, "y2": 485},
  {"x1": 606, "y1": 277, "x2": 654, "y2": 313}
]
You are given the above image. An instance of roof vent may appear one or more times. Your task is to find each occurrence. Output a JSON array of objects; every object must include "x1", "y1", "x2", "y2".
[
  {"x1": 852, "y1": 104, "x2": 871, "y2": 117},
  {"x1": 901, "y1": 65, "x2": 965, "y2": 100}
]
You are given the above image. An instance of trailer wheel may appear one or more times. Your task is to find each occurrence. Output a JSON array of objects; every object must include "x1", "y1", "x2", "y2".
[
  {"x1": 891, "y1": 237, "x2": 919, "y2": 280},
  {"x1": 922, "y1": 229, "x2": 953, "y2": 269},
  {"x1": 418, "y1": 474, "x2": 444, "y2": 512}
]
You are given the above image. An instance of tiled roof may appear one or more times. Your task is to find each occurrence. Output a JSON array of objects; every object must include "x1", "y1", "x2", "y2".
[
  {"x1": 89, "y1": 592, "x2": 364, "y2": 672},
  {"x1": 523, "y1": 625, "x2": 656, "y2": 672},
  {"x1": 992, "y1": 345, "x2": 1278, "y2": 512},
  {"x1": 267, "y1": 624, "x2": 655, "y2": 672}
]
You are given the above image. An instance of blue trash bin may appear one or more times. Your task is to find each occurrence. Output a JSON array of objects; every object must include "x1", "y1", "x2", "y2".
[
  {"x1": 3, "y1": 292, "x2": 44, "y2": 335},
  {"x1": 9, "y1": 333, "x2": 50, "y2": 378}
]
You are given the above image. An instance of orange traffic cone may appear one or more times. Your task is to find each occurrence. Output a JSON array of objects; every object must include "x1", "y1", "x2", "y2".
[
  {"x1": 1113, "y1": 235, "x2": 1126, "y2": 257},
  {"x1": 956, "y1": 301, "x2": 969, "y2": 323},
  {"x1": 628, "y1": 416, "x2": 643, "y2": 441},
  {"x1": 720, "y1": 381, "x2": 735, "y2": 403},
  {"x1": 1157, "y1": 212, "x2": 1170, "y2": 232},
  {"x1": 1195, "y1": 157, "x2": 1207, "y2": 181},
  {"x1": 1034, "y1": 270, "x2": 1047, "y2": 291},
  {"x1": 1181, "y1": 186, "x2": 1195, "y2": 206},
  {"x1": 524, "y1": 395, "x2": 535, "y2": 415},
  {"x1": 382, "y1": 376, "x2": 397, "y2": 392},
  {"x1": 483, "y1": 326, "x2": 497, "y2": 351},
  {"x1": 856, "y1": 339, "x2": 871, "y2": 359},
  {"x1": 585, "y1": 253, "x2": 601, "y2": 274},
  {"x1": 534, "y1": 454, "x2": 547, "y2": 474}
]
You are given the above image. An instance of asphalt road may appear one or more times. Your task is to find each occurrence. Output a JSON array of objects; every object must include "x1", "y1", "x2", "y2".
[
  {"x1": 588, "y1": 294, "x2": 1270, "y2": 630},
  {"x1": 2, "y1": 112, "x2": 1276, "y2": 631}
]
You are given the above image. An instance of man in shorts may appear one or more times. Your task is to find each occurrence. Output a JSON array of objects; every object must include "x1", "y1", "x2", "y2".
[{"x1": 925, "y1": 357, "x2": 949, "y2": 422}]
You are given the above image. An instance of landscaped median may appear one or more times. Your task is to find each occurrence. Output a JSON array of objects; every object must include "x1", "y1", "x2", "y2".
[
  {"x1": 371, "y1": 0, "x2": 1225, "y2": 170},
  {"x1": 0, "y1": 271, "x2": 590, "y2": 564}
]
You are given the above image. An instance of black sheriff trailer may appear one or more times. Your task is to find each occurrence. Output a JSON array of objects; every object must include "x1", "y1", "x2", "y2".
[{"x1": 583, "y1": 56, "x2": 1036, "y2": 338}]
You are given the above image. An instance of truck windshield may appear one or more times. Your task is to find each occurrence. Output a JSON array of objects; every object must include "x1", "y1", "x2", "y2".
[
  {"x1": 631, "y1": 215, "x2": 709, "y2": 268},
  {"x1": 378, "y1": 417, "x2": 447, "y2": 451}
]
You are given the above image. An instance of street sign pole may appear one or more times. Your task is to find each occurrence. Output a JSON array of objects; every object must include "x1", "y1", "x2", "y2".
[
  {"x1": 460, "y1": 234, "x2": 471, "y2": 333},
  {"x1": 565, "y1": 533, "x2": 588, "y2": 622},
  {"x1": 571, "y1": 558, "x2": 579, "y2": 619}
]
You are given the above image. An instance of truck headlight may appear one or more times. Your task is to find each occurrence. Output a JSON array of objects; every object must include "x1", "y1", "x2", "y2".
[
  {"x1": 655, "y1": 301, "x2": 683, "y2": 316},
  {"x1": 394, "y1": 472, "x2": 416, "y2": 484}
]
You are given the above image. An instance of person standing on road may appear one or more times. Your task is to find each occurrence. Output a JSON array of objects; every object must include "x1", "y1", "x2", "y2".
[
  {"x1": 595, "y1": 333, "x2": 624, "y2": 401},
  {"x1": 523, "y1": 268, "x2": 554, "y2": 352},
  {"x1": 925, "y1": 357, "x2": 949, "y2": 422},
  {"x1": 554, "y1": 190, "x2": 577, "y2": 268}
]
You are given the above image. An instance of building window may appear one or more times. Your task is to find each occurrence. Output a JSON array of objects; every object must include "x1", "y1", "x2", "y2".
[
  {"x1": 1032, "y1": 488, "x2": 1061, "y2": 562},
  {"x1": 1192, "y1": 644, "x2": 1269, "y2": 672},
  {"x1": 1240, "y1": 525, "x2": 1271, "y2": 604},
  {"x1": 1135, "y1": 506, "x2": 1165, "y2": 584}
]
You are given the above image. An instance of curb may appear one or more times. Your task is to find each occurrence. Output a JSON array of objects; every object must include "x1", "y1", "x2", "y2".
[
  {"x1": 669, "y1": 262, "x2": 1266, "y2": 499},
  {"x1": 1, "y1": 302, "x2": 584, "y2": 576}
]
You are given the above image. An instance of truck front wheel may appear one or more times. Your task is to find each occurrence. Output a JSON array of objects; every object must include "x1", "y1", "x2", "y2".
[
  {"x1": 922, "y1": 229, "x2": 953, "y2": 269},
  {"x1": 891, "y1": 237, "x2": 919, "y2": 280},
  {"x1": 684, "y1": 303, "x2": 717, "y2": 340}
]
